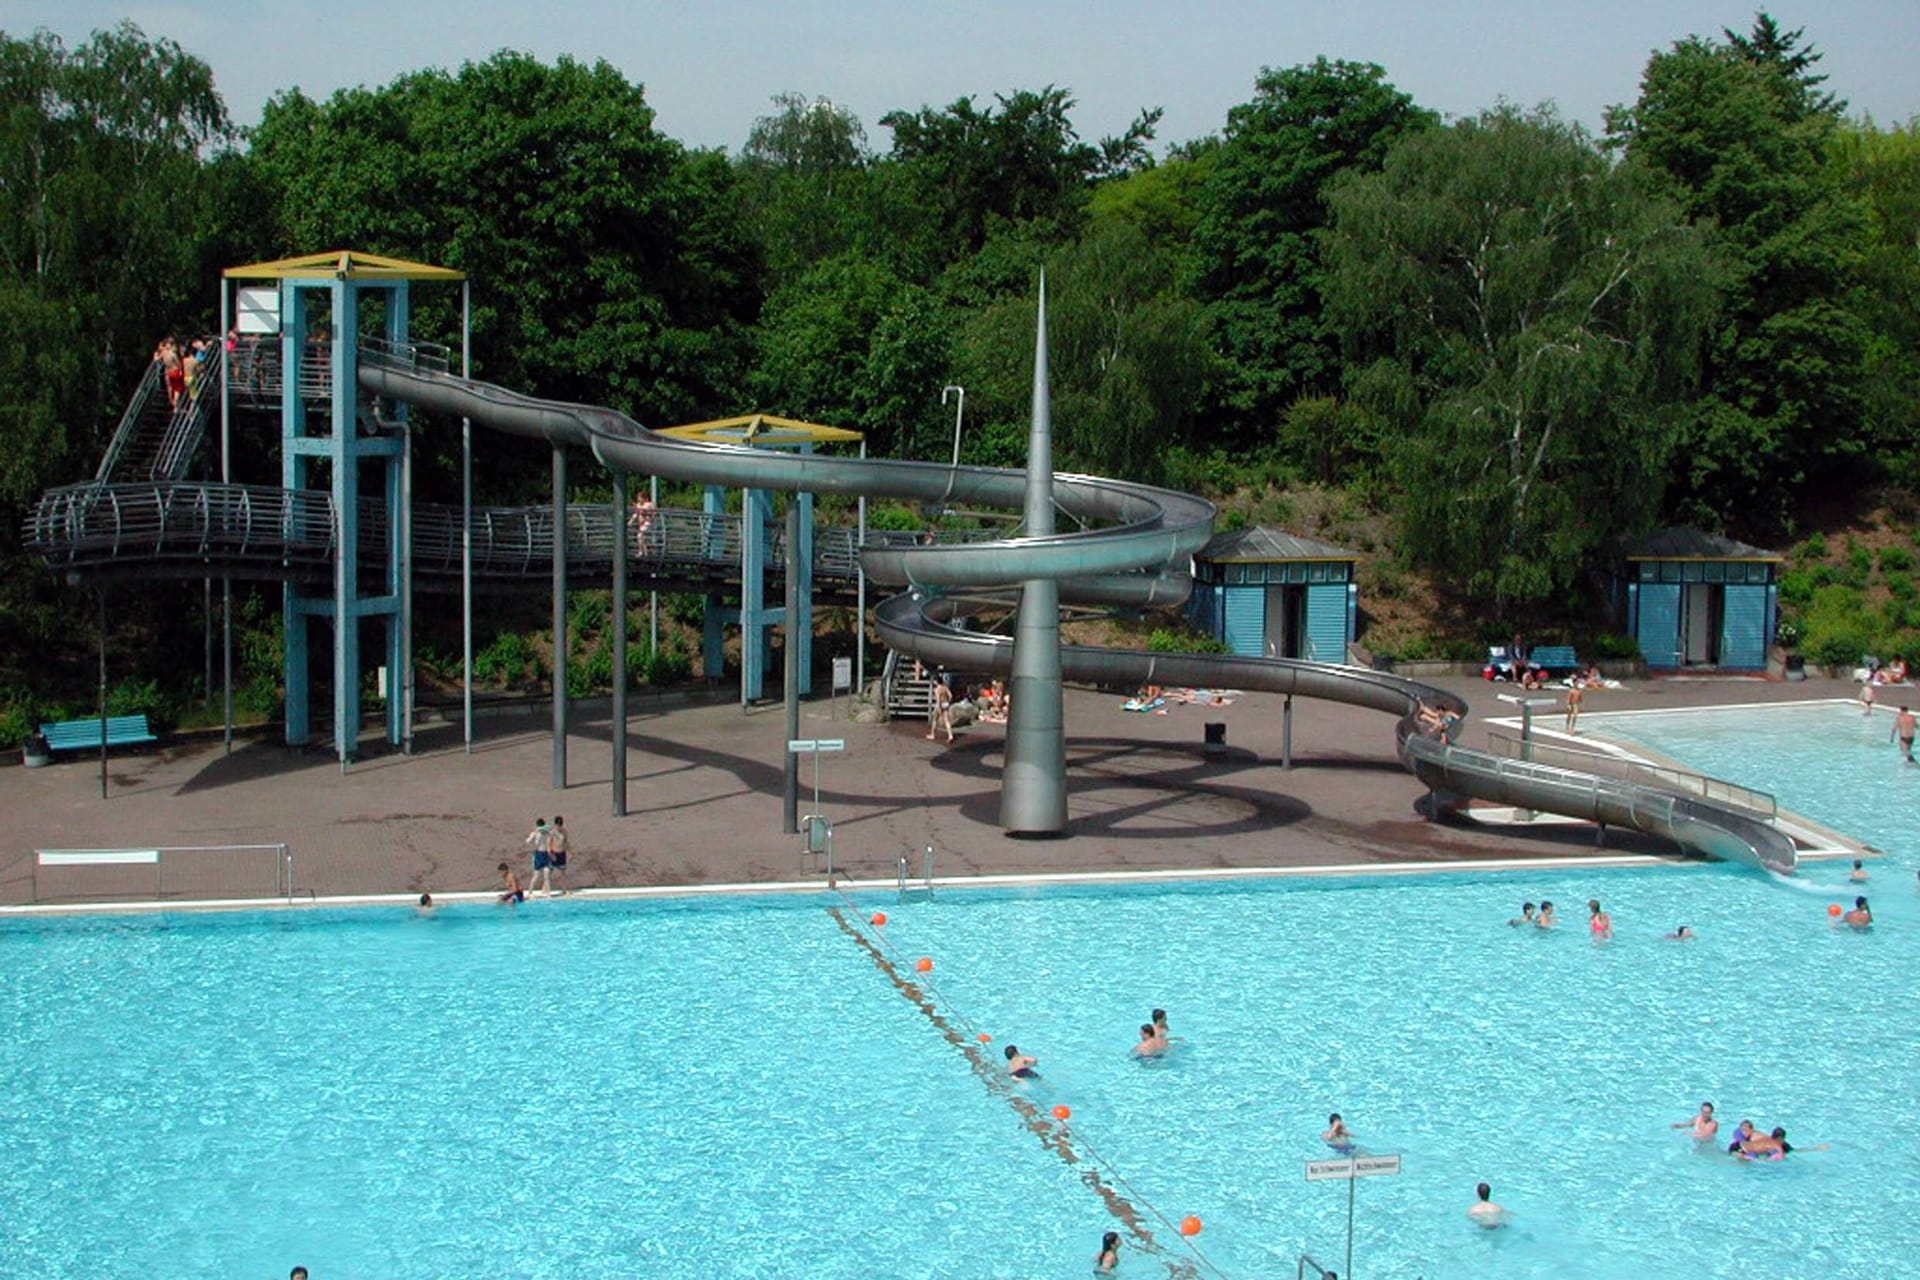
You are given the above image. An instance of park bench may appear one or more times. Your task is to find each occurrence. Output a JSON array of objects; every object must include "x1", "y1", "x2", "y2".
[
  {"x1": 1526, "y1": 646, "x2": 1581, "y2": 675},
  {"x1": 38, "y1": 714, "x2": 157, "y2": 753}
]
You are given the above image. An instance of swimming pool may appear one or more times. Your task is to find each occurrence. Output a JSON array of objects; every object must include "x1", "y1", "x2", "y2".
[
  {"x1": 3, "y1": 864, "x2": 1912, "y2": 1278},
  {"x1": 1585, "y1": 699, "x2": 1920, "y2": 863}
]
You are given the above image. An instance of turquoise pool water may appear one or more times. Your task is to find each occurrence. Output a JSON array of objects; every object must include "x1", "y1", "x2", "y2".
[
  {"x1": 1586, "y1": 698, "x2": 1920, "y2": 862},
  {"x1": 3, "y1": 863, "x2": 1913, "y2": 1278}
]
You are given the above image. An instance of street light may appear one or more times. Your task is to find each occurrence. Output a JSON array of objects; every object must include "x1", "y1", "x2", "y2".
[{"x1": 940, "y1": 384, "x2": 965, "y2": 468}]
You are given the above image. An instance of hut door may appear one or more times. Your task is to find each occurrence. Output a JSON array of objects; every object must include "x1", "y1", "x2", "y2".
[
  {"x1": 1266, "y1": 584, "x2": 1305, "y2": 658},
  {"x1": 1682, "y1": 583, "x2": 1718, "y2": 664}
]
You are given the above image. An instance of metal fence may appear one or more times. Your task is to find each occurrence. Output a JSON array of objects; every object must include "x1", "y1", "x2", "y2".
[
  {"x1": 1486, "y1": 728, "x2": 1777, "y2": 820},
  {"x1": 28, "y1": 843, "x2": 296, "y2": 905}
]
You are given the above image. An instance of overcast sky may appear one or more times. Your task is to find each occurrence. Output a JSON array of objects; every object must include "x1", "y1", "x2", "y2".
[{"x1": 11, "y1": 2, "x2": 1917, "y2": 152}]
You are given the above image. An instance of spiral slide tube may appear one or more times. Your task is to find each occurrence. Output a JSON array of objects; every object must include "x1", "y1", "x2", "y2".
[{"x1": 357, "y1": 348, "x2": 1794, "y2": 873}]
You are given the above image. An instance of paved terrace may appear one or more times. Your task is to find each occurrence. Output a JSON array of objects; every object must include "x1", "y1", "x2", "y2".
[{"x1": 0, "y1": 673, "x2": 1878, "y2": 907}]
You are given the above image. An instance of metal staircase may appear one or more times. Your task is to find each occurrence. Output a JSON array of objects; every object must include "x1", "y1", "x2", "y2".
[
  {"x1": 883, "y1": 649, "x2": 940, "y2": 720},
  {"x1": 95, "y1": 342, "x2": 224, "y2": 482}
]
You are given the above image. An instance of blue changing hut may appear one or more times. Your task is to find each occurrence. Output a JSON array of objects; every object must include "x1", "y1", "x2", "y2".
[
  {"x1": 1186, "y1": 527, "x2": 1358, "y2": 662},
  {"x1": 1617, "y1": 528, "x2": 1782, "y2": 672}
]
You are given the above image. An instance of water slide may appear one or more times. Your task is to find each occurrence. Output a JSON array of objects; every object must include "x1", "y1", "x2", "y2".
[{"x1": 352, "y1": 347, "x2": 1798, "y2": 874}]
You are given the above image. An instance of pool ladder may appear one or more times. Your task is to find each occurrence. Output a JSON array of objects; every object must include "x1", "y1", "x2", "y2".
[{"x1": 897, "y1": 844, "x2": 935, "y2": 901}]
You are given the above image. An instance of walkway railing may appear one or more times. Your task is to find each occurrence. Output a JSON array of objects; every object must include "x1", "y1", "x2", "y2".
[
  {"x1": 27, "y1": 481, "x2": 900, "y2": 586},
  {"x1": 1486, "y1": 727, "x2": 1777, "y2": 820}
]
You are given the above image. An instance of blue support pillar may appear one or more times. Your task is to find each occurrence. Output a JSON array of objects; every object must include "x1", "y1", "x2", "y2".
[
  {"x1": 702, "y1": 485, "x2": 725, "y2": 682},
  {"x1": 740, "y1": 487, "x2": 775, "y2": 704},
  {"x1": 331, "y1": 278, "x2": 362, "y2": 762}
]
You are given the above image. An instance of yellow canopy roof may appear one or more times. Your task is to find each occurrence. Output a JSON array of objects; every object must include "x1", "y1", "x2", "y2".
[
  {"x1": 224, "y1": 250, "x2": 464, "y2": 282},
  {"x1": 657, "y1": 414, "x2": 864, "y2": 446}
]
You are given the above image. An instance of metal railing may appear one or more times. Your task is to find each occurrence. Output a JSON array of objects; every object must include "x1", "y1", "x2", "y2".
[
  {"x1": 151, "y1": 344, "x2": 224, "y2": 479},
  {"x1": 26, "y1": 482, "x2": 337, "y2": 570},
  {"x1": 94, "y1": 359, "x2": 169, "y2": 481},
  {"x1": 29, "y1": 843, "x2": 295, "y2": 904},
  {"x1": 1486, "y1": 728, "x2": 1777, "y2": 820},
  {"x1": 1298, "y1": 1255, "x2": 1337, "y2": 1280}
]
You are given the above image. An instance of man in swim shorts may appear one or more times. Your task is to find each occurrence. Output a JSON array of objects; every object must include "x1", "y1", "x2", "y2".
[
  {"x1": 1535, "y1": 901, "x2": 1557, "y2": 928},
  {"x1": 524, "y1": 818, "x2": 552, "y2": 896},
  {"x1": 1133, "y1": 1024, "x2": 1168, "y2": 1057},
  {"x1": 1323, "y1": 1113, "x2": 1354, "y2": 1149},
  {"x1": 497, "y1": 861, "x2": 525, "y2": 905},
  {"x1": 1894, "y1": 706, "x2": 1915, "y2": 762},
  {"x1": 1843, "y1": 896, "x2": 1872, "y2": 927},
  {"x1": 1004, "y1": 1044, "x2": 1039, "y2": 1078},
  {"x1": 1671, "y1": 1101, "x2": 1718, "y2": 1140},
  {"x1": 1509, "y1": 902, "x2": 1537, "y2": 926}
]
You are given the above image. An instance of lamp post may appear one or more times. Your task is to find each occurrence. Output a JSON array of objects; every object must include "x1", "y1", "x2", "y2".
[{"x1": 940, "y1": 384, "x2": 965, "y2": 468}]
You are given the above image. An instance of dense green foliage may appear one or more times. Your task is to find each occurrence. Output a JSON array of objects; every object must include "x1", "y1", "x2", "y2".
[{"x1": 3, "y1": 12, "x2": 1918, "y2": 731}]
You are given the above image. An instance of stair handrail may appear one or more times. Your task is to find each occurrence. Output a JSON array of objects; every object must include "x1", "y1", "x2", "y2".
[
  {"x1": 151, "y1": 342, "x2": 224, "y2": 479},
  {"x1": 93, "y1": 358, "x2": 169, "y2": 481}
]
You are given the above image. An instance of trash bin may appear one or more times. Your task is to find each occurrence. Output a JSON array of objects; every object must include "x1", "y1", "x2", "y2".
[
  {"x1": 1784, "y1": 654, "x2": 1806, "y2": 682},
  {"x1": 1203, "y1": 722, "x2": 1227, "y2": 755},
  {"x1": 22, "y1": 731, "x2": 50, "y2": 769}
]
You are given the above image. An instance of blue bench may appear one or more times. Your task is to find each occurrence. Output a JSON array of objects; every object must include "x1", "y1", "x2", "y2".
[
  {"x1": 39, "y1": 715, "x2": 157, "y2": 753},
  {"x1": 1527, "y1": 646, "x2": 1581, "y2": 675}
]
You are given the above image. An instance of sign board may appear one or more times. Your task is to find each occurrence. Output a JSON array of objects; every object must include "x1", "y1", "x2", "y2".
[
  {"x1": 38, "y1": 849, "x2": 160, "y2": 866},
  {"x1": 236, "y1": 286, "x2": 281, "y2": 335},
  {"x1": 787, "y1": 739, "x2": 846, "y2": 754},
  {"x1": 832, "y1": 657, "x2": 853, "y2": 692},
  {"x1": 1305, "y1": 1154, "x2": 1402, "y2": 1182}
]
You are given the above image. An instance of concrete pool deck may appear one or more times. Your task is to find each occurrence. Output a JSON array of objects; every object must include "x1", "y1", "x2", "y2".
[{"x1": 0, "y1": 672, "x2": 1883, "y2": 907}]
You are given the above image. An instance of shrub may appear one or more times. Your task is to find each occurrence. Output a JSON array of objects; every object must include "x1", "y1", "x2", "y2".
[
  {"x1": 107, "y1": 678, "x2": 179, "y2": 733},
  {"x1": 629, "y1": 642, "x2": 692, "y2": 684},
  {"x1": 1793, "y1": 531, "x2": 1828, "y2": 562},
  {"x1": 1878, "y1": 544, "x2": 1914, "y2": 575},
  {"x1": 1844, "y1": 539, "x2": 1873, "y2": 589},
  {"x1": 864, "y1": 504, "x2": 921, "y2": 532},
  {"x1": 1590, "y1": 632, "x2": 1643, "y2": 661},
  {"x1": 1802, "y1": 585, "x2": 1873, "y2": 669},
  {"x1": 1147, "y1": 627, "x2": 1228, "y2": 655},
  {"x1": 474, "y1": 631, "x2": 534, "y2": 687},
  {"x1": 566, "y1": 592, "x2": 609, "y2": 638}
]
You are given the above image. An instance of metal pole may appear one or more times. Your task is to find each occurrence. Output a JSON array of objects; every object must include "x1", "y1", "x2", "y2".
[
  {"x1": 1346, "y1": 1174, "x2": 1356, "y2": 1280},
  {"x1": 941, "y1": 384, "x2": 966, "y2": 468},
  {"x1": 649, "y1": 474, "x2": 659, "y2": 657},
  {"x1": 203, "y1": 579, "x2": 212, "y2": 704},
  {"x1": 856, "y1": 439, "x2": 866, "y2": 697},
  {"x1": 220, "y1": 284, "x2": 233, "y2": 755},
  {"x1": 401, "y1": 412, "x2": 414, "y2": 754},
  {"x1": 612, "y1": 470, "x2": 628, "y2": 818},
  {"x1": 461, "y1": 281, "x2": 473, "y2": 754},
  {"x1": 783, "y1": 498, "x2": 802, "y2": 834},
  {"x1": 98, "y1": 590, "x2": 108, "y2": 801},
  {"x1": 1283, "y1": 694, "x2": 1294, "y2": 769},
  {"x1": 552, "y1": 444, "x2": 568, "y2": 790}
]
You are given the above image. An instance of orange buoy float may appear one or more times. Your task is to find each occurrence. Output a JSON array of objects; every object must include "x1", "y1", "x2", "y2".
[
  {"x1": 1052, "y1": 1104, "x2": 1072, "y2": 1121},
  {"x1": 1180, "y1": 1215, "x2": 1204, "y2": 1237},
  {"x1": 1828, "y1": 903, "x2": 1843, "y2": 917},
  {"x1": 977, "y1": 1032, "x2": 992, "y2": 1043},
  {"x1": 870, "y1": 912, "x2": 888, "y2": 926},
  {"x1": 916, "y1": 957, "x2": 934, "y2": 973}
]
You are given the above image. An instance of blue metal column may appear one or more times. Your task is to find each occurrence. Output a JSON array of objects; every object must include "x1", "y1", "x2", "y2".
[
  {"x1": 702, "y1": 485, "x2": 725, "y2": 682},
  {"x1": 330, "y1": 278, "x2": 362, "y2": 763},
  {"x1": 795, "y1": 466, "x2": 815, "y2": 697},
  {"x1": 281, "y1": 282, "x2": 312, "y2": 745},
  {"x1": 611, "y1": 471, "x2": 628, "y2": 817},
  {"x1": 385, "y1": 282, "x2": 411, "y2": 749},
  {"x1": 740, "y1": 487, "x2": 775, "y2": 704}
]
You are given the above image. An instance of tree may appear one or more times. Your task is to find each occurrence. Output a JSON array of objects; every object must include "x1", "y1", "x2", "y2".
[
  {"x1": 749, "y1": 253, "x2": 950, "y2": 458},
  {"x1": 0, "y1": 24, "x2": 232, "y2": 696},
  {"x1": 1189, "y1": 59, "x2": 1433, "y2": 442},
  {"x1": 953, "y1": 222, "x2": 1213, "y2": 479},
  {"x1": 247, "y1": 51, "x2": 761, "y2": 461},
  {"x1": 735, "y1": 93, "x2": 873, "y2": 285},
  {"x1": 1607, "y1": 16, "x2": 1868, "y2": 530},
  {"x1": 1326, "y1": 105, "x2": 1718, "y2": 607},
  {"x1": 876, "y1": 87, "x2": 1158, "y2": 277},
  {"x1": 1830, "y1": 117, "x2": 1920, "y2": 487}
]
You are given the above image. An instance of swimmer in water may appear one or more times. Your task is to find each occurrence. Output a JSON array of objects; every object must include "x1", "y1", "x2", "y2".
[
  {"x1": 1666, "y1": 925, "x2": 1696, "y2": 940},
  {"x1": 1725, "y1": 1119, "x2": 1756, "y2": 1153},
  {"x1": 1095, "y1": 1230, "x2": 1121, "y2": 1273},
  {"x1": 497, "y1": 862, "x2": 525, "y2": 905},
  {"x1": 1671, "y1": 1100, "x2": 1718, "y2": 1140},
  {"x1": 1133, "y1": 1024, "x2": 1168, "y2": 1057},
  {"x1": 1588, "y1": 899, "x2": 1613, "y2": 940},
  {"x1": 1151, "y1": 1007, "x2": 1170, "y2": 1037},
  {"x1": 1843, "y1": 895, "x2": 1873, "y2": 928},
  {"x1": 1849, "y1": 859, "x2": 1869, "y2": 883},
  {"x1": 1510, "y1": 902, "x2": 1537, "y2": 927},
  {"x1": 1467, "y1": 1181, "x2": 1509, "y2": 1228},
  {"x1": 1535, "y1": 900, "x2": 1558, "y2": 928},
  {"x1": 1004, "y1": 1044, "x2": 1039, "y2": 1079},
  {"x1": 415, "y1": 892, "x2": 435, "y2": 915},
  {"x1": 1323, "y1": 1113, "x2": 1354, "y2": 1150}
]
